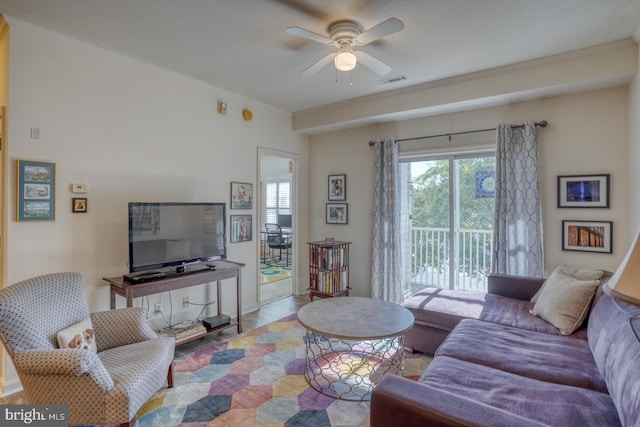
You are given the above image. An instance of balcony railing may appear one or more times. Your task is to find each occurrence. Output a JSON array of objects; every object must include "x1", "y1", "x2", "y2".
[{"x1": 409, "y1": 227, "x2": 492, "y2": 293}]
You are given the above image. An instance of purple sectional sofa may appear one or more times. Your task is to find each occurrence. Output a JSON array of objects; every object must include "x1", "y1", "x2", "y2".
[{"x1": 370, "y1": 273, "x2": 640, "y2": 426}]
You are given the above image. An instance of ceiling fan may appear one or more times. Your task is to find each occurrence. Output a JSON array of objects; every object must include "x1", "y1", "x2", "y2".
[{"x1": 285, "y1": 17, "x2": 404, "y2": 76}]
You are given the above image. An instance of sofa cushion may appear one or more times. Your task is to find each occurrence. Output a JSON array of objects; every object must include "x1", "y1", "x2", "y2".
[
  {"x1": 530, "y1": 270, "x2": 600, "y2": 335},
  {"x1": 402, "y1": 288, "x2": 488, "y2": 331},
  {"x1": 421, "y1": 355, "x2": 621, "y2": 426},
  {"x1": 436, "y1": 319, "x2": 607, "y2": 393},
  {"x1": 588, "y1": 294, "x2": 640, "y2": 427},
  {"x1": 402, "y1": 287, "x2": 587, "y2": 338}
]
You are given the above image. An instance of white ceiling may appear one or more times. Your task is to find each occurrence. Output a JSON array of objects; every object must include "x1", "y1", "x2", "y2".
[{"x1": 1, "y1": 0, "x2": 640, "y2": 114}]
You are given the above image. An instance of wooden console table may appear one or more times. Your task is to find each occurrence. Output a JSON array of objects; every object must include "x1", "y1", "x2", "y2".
[{"x1": 103, "y1": 260, "x2": 245, "y2": 341}]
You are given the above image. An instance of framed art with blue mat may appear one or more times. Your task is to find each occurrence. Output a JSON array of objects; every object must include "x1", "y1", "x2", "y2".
[{"x1": 17, "y1": 159, "x2": 56, "y2": 221}]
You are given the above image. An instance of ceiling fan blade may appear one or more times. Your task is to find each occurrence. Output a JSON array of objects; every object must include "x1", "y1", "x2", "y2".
[
  {"x1": 355, "y1": 17, "x2": 404, "y2": 46},
  {"x1": 301, "y1": 52, "x2": 336, "y2": 76},
  {"x1": 355, "y1": 51, "x2": 392, "y2": 76},
  {"x1": 285, "y1": 26, "x2": 333, "y2": 45}
]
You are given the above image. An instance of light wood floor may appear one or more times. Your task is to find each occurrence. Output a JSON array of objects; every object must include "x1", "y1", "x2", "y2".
[{"x1": 0, "y1": 293, "x2": 310, "y2": 405}]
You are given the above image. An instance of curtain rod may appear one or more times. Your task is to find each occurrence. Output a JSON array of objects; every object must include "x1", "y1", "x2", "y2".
[{"x1": 368, "y1": 120, "x2": 548, "y2": 146}]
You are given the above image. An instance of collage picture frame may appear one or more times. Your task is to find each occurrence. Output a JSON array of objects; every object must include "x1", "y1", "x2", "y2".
[{"x1": 17, "y1": 159, "x2": 56, "y2": 221}]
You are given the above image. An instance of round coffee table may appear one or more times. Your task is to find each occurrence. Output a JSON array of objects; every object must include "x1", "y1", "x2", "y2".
[{"x1": 297, "y1": 296, "x2": 414, "y2": 401}]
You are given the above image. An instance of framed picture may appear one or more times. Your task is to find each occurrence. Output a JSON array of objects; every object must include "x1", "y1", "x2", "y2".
[
  {"x1": 16, "y1": 159, "x2": 56, "y2": 221},
  {"x1": 230, "y1": 182, "x2": 253, "y2": 209},
  {"x1": 72, "y1": 198, "x2": 87, "y2": 213},
  {"x1": 326, "y1": 203, "x2": 348, "y2": 224},
  {"x1": 230, "y1": 215, "x2": 252, "y2": 242},
  {"x1": 558, "y1": 174, "x2": 610, "y2": 208},
  {"x1": 328, "y1": 174, "x2": 346, "y2": 201},
  {"x1": 562, "y1": 220, "x2": 612, "y2": 253}
]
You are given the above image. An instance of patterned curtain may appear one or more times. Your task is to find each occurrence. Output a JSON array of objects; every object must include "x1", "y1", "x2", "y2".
[
  {"x1": 371, "y1": 139, "x2": 404, "y2": 303},
  {"x1": 491, "y1": 121, "x2": 544, "y2": 277}
]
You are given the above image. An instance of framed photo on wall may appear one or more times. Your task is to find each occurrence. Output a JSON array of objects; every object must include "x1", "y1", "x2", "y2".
[
  {"x1": 562, "y1": 220, "x2": 612, "y2": 253},
  {"x1": 72, "y1": 198, "x2": 87, "y2": 213},
  {"x1": 328, "y1": 174, "x2": 346, "y2": 201},
  {"x1": 230, "y1": 182, "x2": 253, "y2": 209},
  {"x1": 326, "y1": 203, "x2": 348, "y2": 224},
  {"x1": 230, "y1": 214, "x2": 252, "y2": 242},
  {"x1": 17, "y1": 159, "x2": 56, "y2": 221},
  {"x1": 557, "y1": 174, "x2": 610, "y2": 208}
]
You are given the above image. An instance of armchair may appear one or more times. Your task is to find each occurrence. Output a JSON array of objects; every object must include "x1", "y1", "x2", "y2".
[
  {"x1": 0, "y1": 272, "x2": 175, "y2": 427},
  {"x1": 265, "y1": 223, "x2": 292, "y2": 266}
]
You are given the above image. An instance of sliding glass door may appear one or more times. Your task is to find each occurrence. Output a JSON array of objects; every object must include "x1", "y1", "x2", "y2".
[{"x1": 400, "y1": 153, "x2": 495, "y2": 296}]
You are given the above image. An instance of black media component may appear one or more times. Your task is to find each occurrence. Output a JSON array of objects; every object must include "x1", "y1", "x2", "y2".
[
  {"x1": 123, "y1": 271, "x2": 165, "y2": 284},
  {"x1": 203, "y1": 314, "x2": 231, "y2": 329}
]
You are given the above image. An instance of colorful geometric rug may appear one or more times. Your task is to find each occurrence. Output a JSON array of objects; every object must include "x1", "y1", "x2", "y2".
[
  {"x1": 260, "y1": 262, "x2": 292, "y2": 285},
  {"x1": 132, "y1": 314, "x2": 430, "y2": 426}
]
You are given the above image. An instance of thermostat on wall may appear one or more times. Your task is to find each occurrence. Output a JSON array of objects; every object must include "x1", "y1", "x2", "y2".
[{"x1": 71, "y1": 183, "x2": 88, "y2": 194}]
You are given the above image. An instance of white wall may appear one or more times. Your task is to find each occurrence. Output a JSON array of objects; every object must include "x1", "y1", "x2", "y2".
[
  {"x1": 2, "y1": 18, "x2": 309, "y2": 394},
  {"x1": 309, "y1": 86, "x2": 630, "y2": 297}
]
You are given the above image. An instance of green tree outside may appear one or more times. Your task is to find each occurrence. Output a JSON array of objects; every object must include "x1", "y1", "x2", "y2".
[{"x1": 408, "y1": 156, "x2": 495, "y2": 287}]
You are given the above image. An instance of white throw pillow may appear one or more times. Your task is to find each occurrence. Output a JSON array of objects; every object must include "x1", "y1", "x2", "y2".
[
  {"x1": 530, "y1": 270, "x2": 600, "y2": 335},
  {"x1": 56, "y1": 317, "x2": 97, "y2": 352},
  {"x1": 531, "y1": 265, "x2": 603, "y2": 303}
]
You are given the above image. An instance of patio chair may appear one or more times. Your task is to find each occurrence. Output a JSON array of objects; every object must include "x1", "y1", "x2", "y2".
[{"x1": 265, "y1": 223, "x2": 292, "y2": 266}]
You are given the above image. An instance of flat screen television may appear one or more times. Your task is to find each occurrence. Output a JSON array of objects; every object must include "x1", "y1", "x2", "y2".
[{"x1": 128, "y1": 202, "x2": 226, "y2": 273}]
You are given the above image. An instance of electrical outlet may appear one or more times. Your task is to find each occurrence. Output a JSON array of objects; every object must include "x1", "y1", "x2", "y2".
[
  {"x1": 183, "y1": 296, "x2": 189, "y2": 308},
  {"x1": 154, "y1": 303, "x2": 162, "y2": 315}
]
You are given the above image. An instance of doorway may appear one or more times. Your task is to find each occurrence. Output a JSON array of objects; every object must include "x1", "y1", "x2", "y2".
[
  {"x1": 258, "y1": 149, "x2": 296, "y2": 305},
  {"x1": 400, "y1": 153, "x2": 495, "y2": 297}
]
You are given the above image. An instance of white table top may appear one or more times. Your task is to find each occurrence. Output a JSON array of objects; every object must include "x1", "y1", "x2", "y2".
[{"x1": 297, "y1": 296, "x2": 415, "y2": 340}]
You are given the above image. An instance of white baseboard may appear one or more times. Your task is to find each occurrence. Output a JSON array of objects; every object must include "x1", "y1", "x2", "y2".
[{"x1": 0, "y1": 377, "x2": 23, "y2": 398}]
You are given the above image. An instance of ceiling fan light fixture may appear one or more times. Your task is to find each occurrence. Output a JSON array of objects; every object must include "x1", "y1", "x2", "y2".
[{"x1": 334, "y1": 50, "x2": 357, "y2": 71}]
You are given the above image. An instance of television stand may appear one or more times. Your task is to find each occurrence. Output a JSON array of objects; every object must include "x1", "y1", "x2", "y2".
[{"x1": 104, "y1": 260, "x2": 245, "y2": 345}]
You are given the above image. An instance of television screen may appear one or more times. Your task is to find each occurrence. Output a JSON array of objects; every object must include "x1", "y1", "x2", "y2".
[
  {"x1": 128, "y1": 202, "x2": 226, "y2": 273},
  {"x1": 277, "y1": 214, "x2": 292, "y2": 228}
]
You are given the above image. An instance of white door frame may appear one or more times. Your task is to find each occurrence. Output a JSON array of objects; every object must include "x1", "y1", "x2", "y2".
[{"x1": 257, "y1": 147, "x2": 299, "y2": 299}]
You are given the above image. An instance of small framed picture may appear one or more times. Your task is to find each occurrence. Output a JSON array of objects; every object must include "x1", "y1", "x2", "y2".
[
  {"x1": 230, "y1": 214, "x2": 252, "y2": 242},
  {"x1": 16, "y1": 159, "x2": 56, "y2": 221},
  {"x1": 558, "y1": 174, "x2": 610, "y2": 208},
  {"x1": 230, "y1": 182, "x2": 253, "y2": 209},
  {"x1": 328, "y1": 174, "x2": 346, "y2": 201},
  {"x1": 562, "y1": 220, "x2": 612, "y2": 253},
  {"x1": 72, "y1": 198, "x2": 87, "y2": 213},
  {"x1": 326, "y1": 203, "x2": 348, "y2": 224}
]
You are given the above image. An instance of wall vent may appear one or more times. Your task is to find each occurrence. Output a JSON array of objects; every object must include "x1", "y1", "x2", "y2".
[{"x1": 380, "y1": 75, "x2": 407, "y2": 84}]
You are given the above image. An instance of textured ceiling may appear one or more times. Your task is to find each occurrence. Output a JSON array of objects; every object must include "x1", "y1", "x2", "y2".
[{"x1": 1, "y1": 0, "x2": 640, "y2": 113}]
